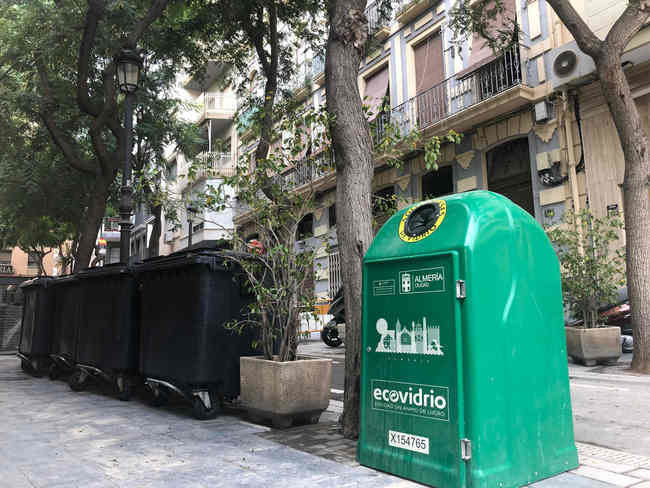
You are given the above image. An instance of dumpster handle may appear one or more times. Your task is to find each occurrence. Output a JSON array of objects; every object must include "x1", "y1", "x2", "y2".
[{"x1": 145, "y1": 377, "x2": 189, "y2": 400}]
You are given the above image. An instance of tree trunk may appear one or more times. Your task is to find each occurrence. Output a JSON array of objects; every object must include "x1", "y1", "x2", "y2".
[
  {"x1": 596, "y1": 55, "x2": 650, "y2": 373},
  {"x1": 326, "y1": 0, "x2": 373, "y2": 439},
  {"x1": 74, "y1": 180, "x2": 109, "y2": 272}
]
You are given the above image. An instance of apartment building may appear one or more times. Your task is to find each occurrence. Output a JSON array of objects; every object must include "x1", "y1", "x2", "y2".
[
  {"x1": 161, "y1": 0, "x2": 650, "y2": 305},
  {"x1": 158, "y1": 62, "x2": 239, "y2": 255},
  {"x1": 0, "y1": 247, "x2": 58, "y2": 278}
]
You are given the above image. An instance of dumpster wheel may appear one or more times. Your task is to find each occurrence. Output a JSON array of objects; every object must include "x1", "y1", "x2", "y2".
[
  {"x1": 192, "y1": 387, "x2": 223, "y2": 421},
  {"x1": 115, "y1": 375, "x2": 133, "y2": 402},
  {"x1": 68, "y1": 369, "x2": 89, "y2": 392},
  {"x1": 48, "y1": 363, "x2": 62, "y2": 381},
  {"x1": 145, "y1": 383, "x2": 169, "y2": 407}
]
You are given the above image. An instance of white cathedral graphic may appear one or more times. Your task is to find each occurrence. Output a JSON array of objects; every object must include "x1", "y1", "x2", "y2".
[{"x1": 375, "y1": 317, "x2": 444, "y2": 355}]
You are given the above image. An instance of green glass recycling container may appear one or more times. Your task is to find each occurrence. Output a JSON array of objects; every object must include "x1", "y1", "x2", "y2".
[{"x1": 359, "y1": 190, "x2": 578, "y2": 488}]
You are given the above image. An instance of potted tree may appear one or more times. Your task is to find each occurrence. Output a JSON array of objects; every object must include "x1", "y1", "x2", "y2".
[
  {"x1": 201, "y1": 105, "x2": 333, "y2": 428},
  {"x1": 547, "y1": 209, "x2": 626, "y2": 366}
]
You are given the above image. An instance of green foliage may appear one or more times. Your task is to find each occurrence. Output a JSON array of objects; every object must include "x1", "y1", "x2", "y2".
[
  {"x1": 0, "y1": 0, "x2": 227, "y2": 262},
  {"x1": 547, "y1": 209, "x2": 626, "y2": 328},
  {"x1": 448, "y1": 0, "x2": 520, "y2": 52},
  {"x1": 193, "y1": 106, "x2": 332, "y2": 362}
]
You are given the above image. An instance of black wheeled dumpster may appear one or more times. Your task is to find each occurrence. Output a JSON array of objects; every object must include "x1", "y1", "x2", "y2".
[
  {"x1": 18, "y1": 277, "x2": 55, "y2": 376},
  {"x1": 70, "y1": 264, "x2": 139, "y2": 399},
  {"x1": 49, "y1": 274, "x2": 84, "y2": 379},
  {"x1": 137, "y1": 249, "x2": 257, "y2": 420}
]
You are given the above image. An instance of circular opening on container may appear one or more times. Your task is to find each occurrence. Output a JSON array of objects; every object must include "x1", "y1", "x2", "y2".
[
  {"x1": 404, "y1": 203, "x2": 440, "y2": 237},
  {"x1": 398, "y1": 199, "x2": 446, "y2": 242}
]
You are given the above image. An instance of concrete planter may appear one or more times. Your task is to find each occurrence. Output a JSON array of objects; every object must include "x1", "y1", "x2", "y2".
[
  {"x1": 240, "y1": 356, "x2": 332, "y2": 428},
  {"x1": 565, "y1": 326, "x2": 621, "y2": 366}
]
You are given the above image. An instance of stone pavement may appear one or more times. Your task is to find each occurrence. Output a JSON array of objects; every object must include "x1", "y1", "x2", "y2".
[{"x1": 2, "y1": 355, "x2": 650, "y2": 488}]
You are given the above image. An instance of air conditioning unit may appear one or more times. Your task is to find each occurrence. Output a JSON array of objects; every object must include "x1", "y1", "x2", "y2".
[{"x1": 548, "y1": 41, "x2": 596, "y2": 90}]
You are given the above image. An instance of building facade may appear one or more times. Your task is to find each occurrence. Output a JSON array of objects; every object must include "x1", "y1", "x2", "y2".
[{"x1": 166, "y1": 0, "x2": 650, "y2": 305}]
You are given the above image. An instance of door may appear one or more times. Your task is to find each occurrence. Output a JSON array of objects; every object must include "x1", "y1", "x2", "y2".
[
  {"x1": 487, "y1": 138, "x2": 535, "y2": 216},
  {"x1": 359, "y1": 251, "x2": 466, "y2": 488}
]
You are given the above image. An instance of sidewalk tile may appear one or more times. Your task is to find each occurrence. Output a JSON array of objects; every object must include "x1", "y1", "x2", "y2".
[
  {"x1": 627, "y1": 469, "x2": 650, "y2": 480},
  {"x1": 529, "y1": 472, "x2": 617, "y2": 487},
  {"x1": 580, "y1": 456, "x2": 636, "y2": 473},
  {"x1": 571, "y1": 466, "x2": 641, "y2": 487}
]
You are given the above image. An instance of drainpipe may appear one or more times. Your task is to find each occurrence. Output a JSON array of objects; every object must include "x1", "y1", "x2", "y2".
[{"x1": 562, "y1": 89, "x2": 581, "y2": 216}]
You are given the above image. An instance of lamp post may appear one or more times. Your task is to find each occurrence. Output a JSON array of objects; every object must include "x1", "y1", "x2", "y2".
[{"x1": 115, "y1": 48, "x2": 143, "y2": 264}]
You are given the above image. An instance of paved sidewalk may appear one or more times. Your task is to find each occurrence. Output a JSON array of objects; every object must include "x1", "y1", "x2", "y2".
[{"x1": 2, "y1": 355, "x2": 650, "y2": 487}]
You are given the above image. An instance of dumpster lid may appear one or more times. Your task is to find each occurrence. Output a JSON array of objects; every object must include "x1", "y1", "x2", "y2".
[
  {"x1": 19, "y1": 276, "x2": 53, "y2": 289},
  {"x1": 136, "y1": 248, "x2": 251, "y2": 273},
  {"x1": 77, "y1": 263, "x2": 134, "y2": 279},
  {"x1": 50, "y1": 273, "x2": 79, "y2": 284}
]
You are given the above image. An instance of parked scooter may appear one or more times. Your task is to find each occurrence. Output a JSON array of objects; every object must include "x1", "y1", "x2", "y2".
[{"x1": 321, "y1": 288, "x2": 345, "y2": 348}]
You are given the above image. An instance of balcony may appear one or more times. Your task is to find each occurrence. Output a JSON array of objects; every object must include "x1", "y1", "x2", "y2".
[
  {"x1": 374, "y1": 46, "x2": 532, "y2": 142},
  {"x1": 195, "y1": 152, "x2": 235, "y2": 179},
  {"x1": 395, "y1": 0, "x2": 435, "y2": 26},
  {"x1": 101, "y1": 217, "x2": 121, "y2": 242},
  {"x1": 366, "y1": 2, "x2": 391, "y2": 41},
  {"x1": 0, "y1": 263, "x2": 13, "y2": 275},
  {"x1": 287, "y1": 72, "x2": 312, "y2": 102},
  {"x1": 312, "y1": 55, "x2": 325, "y2": 86},
  {"x1": 274, "y1": 150, "x2": 335, "y2": 192},
  {"x1": 198, "y1": 92, "x2": 237, "y2": 124}
]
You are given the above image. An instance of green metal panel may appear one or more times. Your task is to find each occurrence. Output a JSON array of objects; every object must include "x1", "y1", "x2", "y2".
[
  {"x1": 359, "y1": 191, "x2": 578, "y2": 488},
  {"x1": 360, "y1": 252, "x2": 466, "y2": 487}
]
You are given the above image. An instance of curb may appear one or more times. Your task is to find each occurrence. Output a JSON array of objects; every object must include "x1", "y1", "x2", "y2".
[{"x1": 569, "y1": 370, "x2": 650, "y2": 385}]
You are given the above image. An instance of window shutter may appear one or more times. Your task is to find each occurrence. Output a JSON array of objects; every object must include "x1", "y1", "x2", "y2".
[
  {"x1": 413, "y1": 32, "x2": 445, "y2": 94},
  {"x1": 363, "y1": 66, "x2": 390, "y2": 119}
]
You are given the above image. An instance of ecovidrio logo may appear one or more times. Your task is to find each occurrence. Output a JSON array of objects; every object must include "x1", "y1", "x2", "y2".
[{"x1": 371, "y1": 379, "x2": 449, "y2": 421}]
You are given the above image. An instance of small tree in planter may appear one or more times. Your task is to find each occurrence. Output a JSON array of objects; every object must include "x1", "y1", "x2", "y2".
[
  {"x1": 194, "y1": 105, "x2": 334, "y2": 427},
  {"x1": 547, "y1": 209, "x2": 626, "y2": 364}
]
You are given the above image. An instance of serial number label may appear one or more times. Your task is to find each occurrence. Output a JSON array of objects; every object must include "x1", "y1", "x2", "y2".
[{"x1": 388, "y1": 430, "x2": 429, "y2": 454}]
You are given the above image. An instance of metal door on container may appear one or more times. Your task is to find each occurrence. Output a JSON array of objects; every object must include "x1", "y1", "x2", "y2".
[{"x1": 359, "y1": 251, "x2": 466, "y2": 488}]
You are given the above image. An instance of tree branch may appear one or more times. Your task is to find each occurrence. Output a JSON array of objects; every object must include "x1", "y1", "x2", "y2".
[
  {"x1": 35, "y1": 59, "x2": 97, "y2": 175},
  {"x1": 77, "y1": 0, "x2": 105, "y2": 118},
  {"x1": 606, "y1": 1, "x2": 650, "y2": 54},
  {"x1": 546, "y1": 0, "x2": 602, "y2": 58},
  {"x1": 123, "y1": 0, "x2": 172, "y2": 49}
]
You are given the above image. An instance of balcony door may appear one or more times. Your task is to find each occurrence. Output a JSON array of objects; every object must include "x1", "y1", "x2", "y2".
[
  {"x1": 363, "y1": 65, "x2": 390, "y2": 143},
  {"x1": 486, "y1": 138, "x2": 534, "y2": 216},
  {"x1": 414, "y1": 32, "x2": 446, "y2": 128}
]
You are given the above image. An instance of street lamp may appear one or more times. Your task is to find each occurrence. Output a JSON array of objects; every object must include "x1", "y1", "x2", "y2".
[
  {"x1": 186, "y1": 204, "x2": 197, "y2": 249},
  {"x1": 116, "y1": 48, "x2": 143, "y2": 264}
]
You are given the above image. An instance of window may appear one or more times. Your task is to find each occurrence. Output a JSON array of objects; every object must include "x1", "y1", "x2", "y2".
[
  {"x1": 421, "y1": 165, "x2": 454, "y2": 199},
  {"x1": 297, "y1": 213, "x2": 314, "y2": 240},
  {"x1": 0, "y1": 250, "x2": 11, "y2": 264},
  {"x1": 193, "y1": 222, "x2": 205, "y2": 233},
  {"x1": 27, "y1": 253, "x2": 39, "y2": 268},
  {"x1": 328, "y1": 204, "x2": 337, "y2": 228},
  {"x1": 372, "y1": 185, "x2": 396, "y2": 216},
  {"x1": 363, "y1": 65, "x2": 390, "y2": 119}
]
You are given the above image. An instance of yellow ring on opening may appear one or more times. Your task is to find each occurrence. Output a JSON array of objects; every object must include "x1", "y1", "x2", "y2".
[{"x1": 398, "y1": 199, "x2": 447, "y2": 243}]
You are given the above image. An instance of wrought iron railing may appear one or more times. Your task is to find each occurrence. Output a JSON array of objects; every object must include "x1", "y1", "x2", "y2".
[
  {"x1": 196, "y1": 152, "x2": 235, "y2": 178},
  {"x1": 202, "y1": 92, "x2": 237, "y2": 117},
  {"x1": 374, "y1": 45, "x2": 523, "y2": 141},
  {"x1": 365, "y1": 2, "x2": 390, "y2": 35},
  {"x1": 312, "y1": 55, "x2": 325, "y2": 79},
  {"x1": 274, "y1": 150, "x2": 335, "y2": 191}
]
